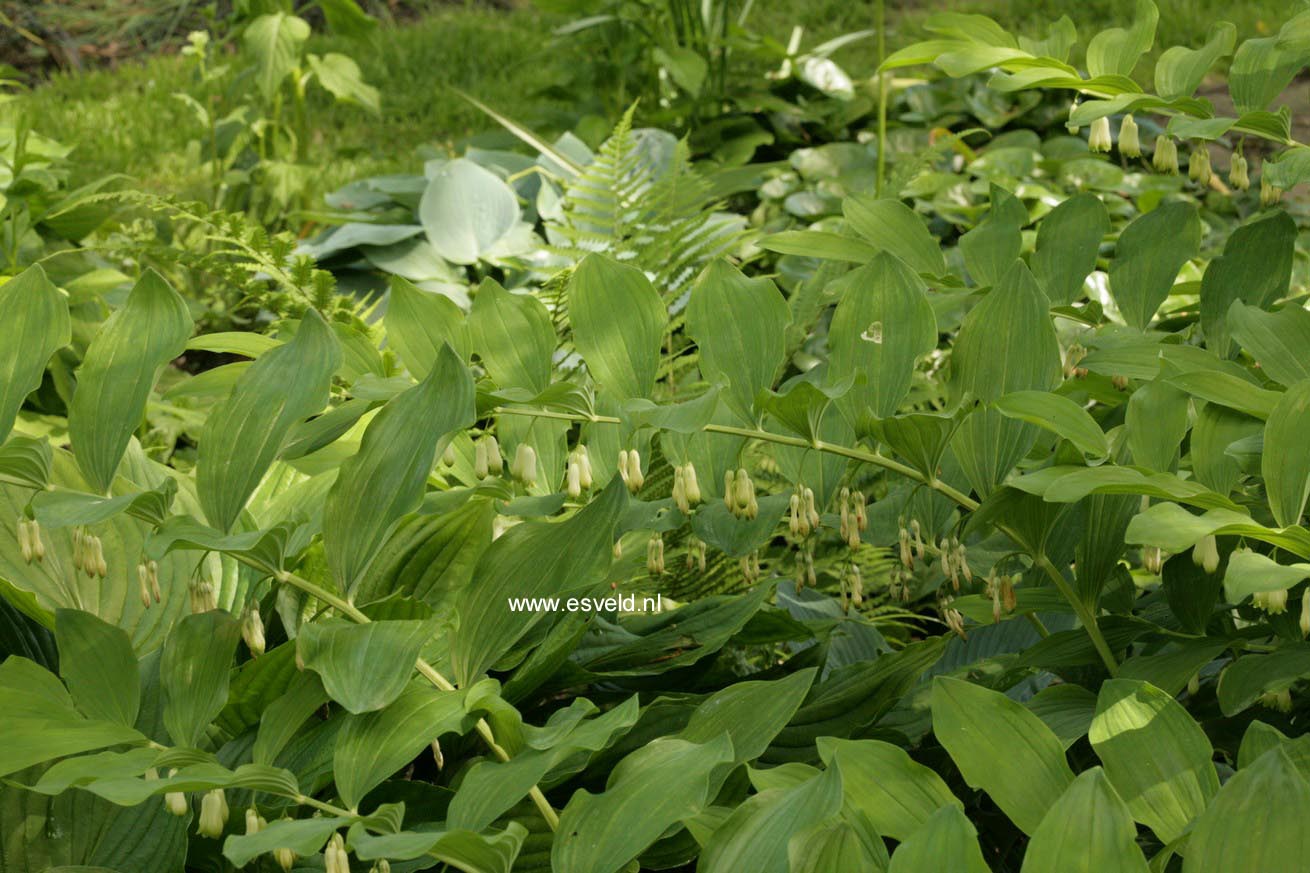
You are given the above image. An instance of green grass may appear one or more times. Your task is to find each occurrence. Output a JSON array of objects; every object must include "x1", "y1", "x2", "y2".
[{"x1": 1, "y1": 0, "x2": 1300, "y2": 206}]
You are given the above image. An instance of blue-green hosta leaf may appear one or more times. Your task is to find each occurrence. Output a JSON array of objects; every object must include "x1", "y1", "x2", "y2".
[
  {"x1": 1089, "y1": 679, "x2": 1218, "y2": 843},
  {"x1": 420, "y1": 158, "x2": 521, "y2": 265},
  {"x1": 347, "y1": 822, "x2": 527, "y2": 873},
  {"x1": 469, "y1": 278, "x2": 554, "y2": 394},
  {"x1": 569, "y1": 254, "x2": 666, "y2": 400},
  {"x1": 1155, "y1": 22, "x2": 1236, "y2": 99},
  {"x1": 323, "y1": 343, "x2": 475, "y2": 596},
  {"x1": 887, "y1": 806, "x2": 989, "y2": 873},
  {"x1": 841, "y1": 196, "x2": 946, "y2": 276},
  {"x1": 1085, "y1": 0, "x2": 1157, "y2": 78},
  {"x1": 994, "y1": 391, "x2": 1108, "y2": 459},
  {"x1": 1228, "y1": 301, "x2": 1310, "y2": 387},
  {"x1": 0, "y1": 265, "x2": 70, "y2": 446},
  {"x1": 1108, "y1": 202, "x2": 1201, "y2": 330},
  {"x1": 817, "y1": 737, "x2": 960, "y2": 841},
  {"x1": 1263, "y1": 380, "x2": 1310, "y2": 528},
  {"x1": 953, "y1": 261, "x2": 1061, "y2": 401},
  {"x1": 385, "y1": 277, "x2": 471, "y2": 375},
  {"x1": 68, "y1": 270, "x2": 191, "y2": 494},
  {"x1": 931, "y1": 676, "x2": 1074, "y2": 835},
  {"x1": 160, "y1": 610, "x2": 242, "y2": 747},
  {"x1": 242, "y1": 12, "x2": 310, "y2": 99},
  {"x1": 297, "y1": 619, "x2": 433, "y2": 714},
  {"x1": 334, "y1": 682, "x2": 476, "y2": 808},
  {"x1": 552, "y1": 734, "x2": 735, "y2": 873},
  {"x1": 1020, "y1": 768, "x2": 1149, "y2": 873},
  {"x1": 1183, "y1": 747, "x2": 1310, "y2": 872},
  {"x1": 827, "y1": 253, "x2": 937, "y2": 422},
  {"x1": 1199, "y1": 211, "x2": 1295, "y2": 358},
  {"x1": 1029, "y1": 192, "x2": 1110, "y2": 306},
  {"x1": 197, "y1": 309, "x2": 338, "y2": 532},
  {"x1": 55, "y1": 609, "x2": 139, "y2": 727},
  {"x1": 687, "y1": 259, "x2": 790, "y2": 422},
  {"x1": 450, "y1": 479, "x2": 626, "y2": 685}
]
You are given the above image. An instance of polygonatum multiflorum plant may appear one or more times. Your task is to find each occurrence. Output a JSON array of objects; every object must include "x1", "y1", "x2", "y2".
[{"x1": 4, "y1": 2, "x2": 1310, "y2": 872}]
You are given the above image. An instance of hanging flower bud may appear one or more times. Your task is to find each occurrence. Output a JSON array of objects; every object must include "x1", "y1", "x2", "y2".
[
  {"x1": 1259, "y1": 688, "x2": 1293, "y2": 713},
  {"x1": 898, "y1": 521, "x2": 914, "y2": 570},
  {"x1": 732, "y1": 468, "x2": 757, "y2": 519},
  {"x1": 612, "y1": 538, "x2": 622, "y2": 560},
  {"x1": 246, "y1": 807, "x2": 264, "y2": 835},
  {"x1": 576, "y1": 446, "x2": 593, "y2": 490},
  {"x1": 474, "y1": 437, "x2": 489, "y2": 479},
  {"x1": 1260, "y1": 171, "x2": 1283, "y2": 207},
  {"x1": 1192, "y1": 535, "x2": 1220, "y2": 575},
  {"x1": 955, "y1": 539, "x2": 973, "y2": 583},
  {"x1": 326, "y1": 833, "x2": 350, "y2": 873},
  {"x1": 723, "y1": 470, "x2": 735, "y2": 510},
  {"x1": 17, "y1": 518, "x2": 32, "y2": 563},
  {"x1": 839, "y1": 487, "x2": 851, "y2": 542},
  {"x1": 372, "y1": 861, "x2": 391, "y2": 873},
  {"x1": 1118, "y1": 114, "x2": 1141, "y2": 157},
  {"x1": 992, "y1": 582, "x2": 1003, "y2": 624},
  {"x1": 1301, "y1": 595, "x2": 1310, "y2": 639},
  {"x1": 197, "y1": 789, "x2": 228, "y2": 838},
  {"x1": 1142, "y1": 546, "x2": 1164, "y2": 575},
  {"x1": 164, "y1": 768, "x2": 188, "y2": 817},
  {"x1": 242, "y1": 606, "x2": 266, "y2": 657},
  {"x1": 802, "y1": 487, "x2": 820, "y2": 531},
  {"x1": 849, "y1": 564, "x2": 863, "y2": 606},
  {"x1": 566, "y1": 459, "x2": 582, "y2": 499},
  {"x1": 139, "y1": 563, "x2": 153, "y2": 608},
  {"x1": 512, "y1": 443, "x2": 537, "y2": 487},
  {"x1": 617, "y1": 450, "x2": 630, "y2": 487},
  {"x1": 944, "y1": 604, "x2": 967, "y2": 639},
  {"x1": 442, "y1": 442, "x2": 457, "y2": 467},
  {"x1": 788, "y1": 493, "x2": 802, "y2": 537},
  {"x1": 1112, "y1": 374, "x2": 1130, "y2": 391},
  {"x1": 646, "y1": 534, "x2": 665, "y2": 575},
  {"x1": 73, "y1": 527, "x2": 85, "y2": 571},
  {"x1": 1188, "y1": 144, "x2": 1212, "y2": 186},
  {"x1": 1088, "y1": 116, "x2": 1112, "y2": 152},
  {"x1": 694, "y1": 539, "x2": 706, "y2": 572},
  {"x1": 1229, "y1": 151, "x2": 1250, "y2": 190},
  {"x1": 190, "y1": 577, "x2": 217, "y2": 614},
  {"x1": 431, "y1": 738, "x2": 444, "y2": 770},
  {"x1": 626, "y1": 449, "x2": 644, "y2": 492},
  {"x1": 1254, "y1": 588, "x2": 1289, "y2": 614},
  {"x1": 681, "y1": 462, "x2": 700, "y2": 505},
  {"x1": 1187, "y1": 673, "x2": 1200, "y2": 696},
  {"x1": 274, "y1": 847, "x2": 298, "y2": 872},
  {"x1": 1153, "y1": 135, "x2": 1179, "y2": 174},
  {"x1": 941, "y1": 538, "x2": 959, "y2": 590},
  {"x1": 1002, "y1": 577, "x2": 1017, "y2": 613},
  {"x1": 910, "y1": 520, "x2": 925, "y2": 561},
  {"x1": 485, "y1": 436, "x2": 503, "y2": 475},
  {"x1": 1066, "y1": 100, "x2": 1081, "y2": 134}
]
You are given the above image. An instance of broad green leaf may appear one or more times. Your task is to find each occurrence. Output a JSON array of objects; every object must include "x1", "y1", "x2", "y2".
[
  {"x1": 223, "y1": 816, "x2": 351, "y2": 867},
  {"x1": 1108, "y1": 202, "x2": 1201, "y2": 330},
  {"x1": 1125, "y1": 502, "x2": 1310, "y2": 558},
  {"x1": 1230, "y1": 35, "x2": 1309, "y2": 113},
  {"x1": 323, "y1": 343, "x2": 475, "y2": 595},
  {"x1": 1027, "y1": 683, "x2": 1098, "y2": 749},
  {"x1": 758, "y1": 229, "x2": 877, "y2": 262},
  {"x1": 197, "y1": 309, "x2": 338, "y2": 532},
  {"x1": 297, "y1": 619, "x2": 432, "y2": 714},
  {"x1": 995, "y1": 390, "x2": 1108, "y2": 459},
  {"x1": 887, "y1": 806, "x2": 989, "y2": 873},
  {"x1": 827, "y1": 254, "x2": 937, "y2": 422},
  {"x1": 552, "y1": 734, "x2": 735, "y2": 873},
  {"x1": 841, "y1": 196, "x2": 946, "y2": 276},
  {"x1": 931, "y1": 676, "x2": 1074, "y2": 835},
  {"x1": 817, "y1": 737, "x2": 961, "y2": 840},
  {"x1": 1263, "y1": 380, "x2": 1310, "y2": 528},
  {"x1": 469, "y1": 278, "x2": 554, "y2": 394},
  {"x1": 335, "y1": 683, "x2": 473, "y2": 808},
  {"x1": 1184, "y1": 747, "x2": 1310, "y2": 872},
  {"x1": 306, "y1": 52, "x2": 379, "y2": 114},
  {"x1": 347, "y1": 823, "x2": 527, "y2": 872},
  {"x1": 30, "y1": 479, "x2": 175, "y2": 529},
  {"x1": 354, "y1": 497, "x2": 495, "y2": 608},
  {"x1": 951, "y1": 403, "x2": 1038, "y2": 497},
  {"x1": 788, "y1": 816, "x2": 888, "y2": 873},
  {"x1": 569, "y1": 254, "x2": 666, "y2": 400},
  {"x1": 687, "y1": 259, "x2": 790, "y2": 421},
  {"x1": 385, "y1": 277, "x2": 471, "y2": 374},
  {"x1": 680, "y1": 669, "x2": 815, "y2": 764},
  {"x1": 0, "y1": 718, "x2": 146, "y2": 779},
  {"x1": 1166, "y1": 369, "x2": 1280, "y2": 420},
  {"x1": 1192, "y1": 403, "x2": 1261, "y2": 496},
  {"x1": 1089, "y1": 679, "x2": 1218, "y2": 843},
  {"x1": 959, "y1": 185, "x2": 1026, "y2": 287},
  {"x1": 252, "y1": 671, "x2": 326, "y2": 765},
  {"x1": 451, "y1": 479, "x2": 626, "y2": 685},
  {"x1": 698, "y1": 764, "x2": 845, "y2": 873},
  {"x1": 953, "y1": 261, "x2": 1061, "y2": 401},
  {"x1": 1155, "y1": 23, "x2": 1236, "y2": 99},
  {"x1": 159, "y1": 611, "x2": 242, "y2": 747},
  {"x1": 1200, "y1": 211, "x2": 1295, "y2": 357},
  {"x1": 1021, "y1": 768, "x2": 1149, "y2": 873},
  {"x1": 1229, "y1": 301, "x2": 1310, "y2": 387},
  {"x1": 420, "y1": 158, "x2": 521, "y2": 264},
  {"x1": 1086, "y1": 0, "x2": 1158, "y2": 77},
  {"x1": 1126, "y1": 380, "x2": 1189, "y2": 471},
  {"x1": 1217, "y1": 645, "x2": 1310, "y2": 716},
  {"x1": 1222, "y1": 549, "x2": 1310, "y2": 603},
  {"x1": 0, "y1": 434, "x2": 52, "y2": 489},
  {"x1": 1116, "y1": 639, "x2": 1230, "y2": 698},
  {"x1": 0, "y1": 265, "x2": 70, "y2": 445},
  {"x1": 1029, "y1": 193, "x2": 1110, "y2": 306},
  {"x1": 243, "y1": 13, "x2": 310, "y2": 99},
  {"x1": 68, "y1": 270, "x2": 190, "y2": 494},
  {"x1": 55, "y1": 609, "x2": 139, "y2": 727}
]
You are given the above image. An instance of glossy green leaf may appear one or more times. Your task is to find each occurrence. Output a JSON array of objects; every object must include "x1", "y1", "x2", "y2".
[
  {"x1": 995, "y1": 390, "x2": 1108, "y2": 459},
  {"x1": 758, "y1": 229, "x2": 877, "y2": 263},
  {"x1": 687, "y1": 259, "x2": 789, "y2": 421},
  {"x1": 569, "y1": 254, "x2": 666, "y2": 400},
  {"x1": 348, "y1": 822, "x2": 527, "y2": 872},
  {"x1": 887, "y1": 806, "x2": 989, "y2": 873},
  {"x1": 1125, "y1": 380, "x2": 1190, "y2": 472},
  {"x1": 1155, "y1": 23, "x2": 1236, "y2": 98},
  {"x1": 469, "y1": 278, "x2": 555, "y2": 394},
  {"x1": 1200, "y1": 211, "x2": 1295, "y2": 357},
  {"x1": 297, "y1": 619, "x2": 432, "y2": 714},
  {"x1": 841, "y1": 196, "x2": 946, "y2": 276},
  {"x1": 223, "y1": 816, "x2": 351, "y2": 867},
  {"x1": 1230, "y1": 35, "x2": 1309, "y2": 113},
  {"x1": 818, "y1": 737, "x2": 960, "y2": 840},
  {"x1": 160, "y1": 610, "x2": 242, "y2": 747},
  {"x1": 68, "y1": 270, "x2": 191, "y2": 494},
  {"x1": 1217, "y1": 645, "x2": 1310, "y2": 716},
  {"x1": 1263, "y1": 379, "x2": 1310, "y2": 528},
  {"x1": 55, "y1": 609, "x2": 139, "y2": 727},
  {"x1": 1108, "y1": 202, "x2": 1201, "y2": 330},
  {"x1": 385, "y1": 276, "x2": 471, "y2": 374},
  {"x1": 1020, "y1": 768, "x2": 1149, "y2": 873},
  {"x1": 953, "y1": 261, "x2": 1061, "y2": 401},
  {"x1": 1184, "y1": 747, "x2": 1310, "y2": 872},
  {"x1": 1085, "y1": 0, "x2": 1157, "y2": 77},
  {"x1": 1029, "y1": 193, "x2": 1110, "y2": 306},
  {"x1": 1229, "y1": 301, "x2": 1310, "y2": 387},
  {"x1": 1222, "y1": 548, "x2": 1310, "y2": 603},
  {"x1": 932, "y1": 676, "x2": 1074, "y2": 835},
  {"x1": 354, "y1": 497, "x2": 495, "y2": 608},
  {"x1": 1089, "y1": 679, "x2": 1218, "y2": 843},
  {"x1": 788, "y1": 815, "x2": 889, "y2": 873},
  {"x1": 0, "y1": 265, "x2": 70, "y2": 445},
  {"x1": 197, "y1": 309, "x2": 338, "y2": 532},
  {"x1": 323, "y1": 343, "x2": 475, "y2": 595},
  {"x1": 827, "y1": 253, "x2": 937, "y2": 422}
]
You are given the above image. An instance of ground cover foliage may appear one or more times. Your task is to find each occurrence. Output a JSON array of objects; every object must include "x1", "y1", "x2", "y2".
[{"x1": 6, "y1": 1, "x2": 1310, "y2": 871}]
